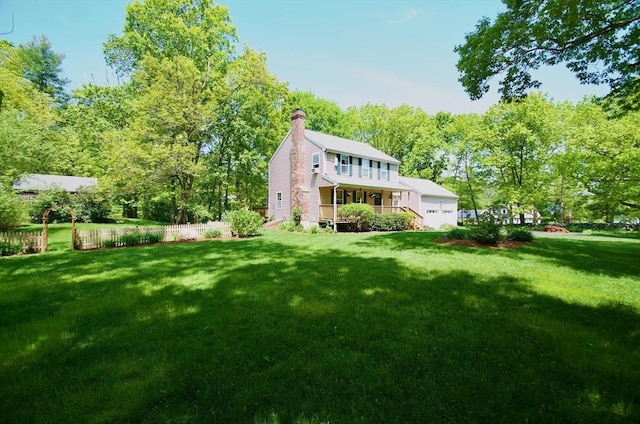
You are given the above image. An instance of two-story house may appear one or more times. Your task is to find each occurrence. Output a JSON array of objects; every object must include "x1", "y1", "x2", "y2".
[{"x1": 268, "y1": 109, "x2": 458, "y2": 229}]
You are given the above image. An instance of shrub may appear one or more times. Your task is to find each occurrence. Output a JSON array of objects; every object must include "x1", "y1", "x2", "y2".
[
  {"x1": 227, "y1": 209, "x2": 263, "y2": 238},
  {"x1": 278, "y1": 221, "x2": 303, "y2": 232},
  {"x1": 506, "y1": 227, "x2": 534, "y2": 242},
  {"x1": 121, "y1": 230, "x2": 144, "y2": 246},
  {"x1": 292, "y1": 205, "x2": 302, "y2": 226},
  {"x1": 370, "y1": 213, "x2": 413, "y2": 232},
  {"x1": 28, "y1": 188, "x2": 72, "y2": 223},
  {"x1": 468, "y1": 212, "x2": 504, "y2": 245},
  {"x1": 338, "y1": 203, "x2": 375, "y2": 232},
  {"x1": 307, "y1": 225, "x2": 320, "y2": 234},
  {"x1": 447, "y1": 227, "x2": 470, "y2": 240},
  {"x1": 203, "y1": 229, "x2": 222, "y2": 239},
  {"x1": 0, "y1": 187, "x2": 27, "y2": 230},
  {"x1": 73, "y1": 186, "x2": 112, "y2": 223},
  {"x1": 139, "y1": 194, "x2": 172, "y2": 222},
  {"x1": 145, "y1": 231, "x2": 164, "y2": 244},
  {"x1": 0, "y1": 240, "x2": 22, "y2": 256}
]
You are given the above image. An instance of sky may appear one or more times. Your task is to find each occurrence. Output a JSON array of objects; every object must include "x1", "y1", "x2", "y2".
[{"x1": 0, "y1": 0, "x2": 608, "y2": 114}]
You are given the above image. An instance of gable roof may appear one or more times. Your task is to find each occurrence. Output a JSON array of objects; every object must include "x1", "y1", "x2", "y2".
[
  {"x1": 305, "y1": 130, "x2": 400, "y2": 164},
  {"x1": 13, "y1": 174, "x2": 98, "y2": 193},
  {"x1": 398, "y1": 176, "x2": 458, "y2": 199}
]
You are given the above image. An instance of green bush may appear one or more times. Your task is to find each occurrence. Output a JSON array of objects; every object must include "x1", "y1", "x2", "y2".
[
  {"x1": 292, "y1": 205, "x2": 302, "y2": 226},
  {"x1": 120, "y1": 231, "x2": 144, "y2": 246},
  {"x1": 28, "y1": 188, "x2": 72, "y2": 223},
  {"x1": 227, "y1": 209, "x2": 263, "y2": 238},
  {"x1": 307, "y1": 225, "x2": 320, "y2": 234},
  {"x1": 506, "y1": 227, "x2": 534, "y2": 242},
  {"x1": 278, "y1": 221, "x2": 303, "y2": 232},
  {"x1": 145, "y1": 231, "x2": 164, "y2": 244},
  {"x1": 446, "y1": 227, "x2": 470, "y2": 240},
  {"x1": 338, "y1": 203, "x2": 375, "y2": 232},
  {"x1": 0, "y1": 187, "x2": 27, "y2": 230},
  {"x1": 370, "y1": 213, "x2": 413, "y2": 232},
  {"x1": 0, "y1": 240, "x2": 22, "y2": 256},
  {"x1": 203, "y1": 229, "x2": 222, "y2": 239},
  {"x1": 73, "y1": 187, "x2": 112, "y2": 223},
  {"x1": 468, "y1": 212, "x2": 504, "y2": 245},
  {"x1": 139, "y1": 195, "x2": 172, "y2": 223}
]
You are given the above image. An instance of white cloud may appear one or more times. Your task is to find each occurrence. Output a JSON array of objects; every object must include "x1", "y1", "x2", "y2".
[{"x1": 388, "y1": 9, "x2": 418, "y2": 25}]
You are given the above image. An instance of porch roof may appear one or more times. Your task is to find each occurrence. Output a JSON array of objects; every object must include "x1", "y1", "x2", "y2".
[{"x1": 322, "y1": 175, "x2": 409, "y2": 191}]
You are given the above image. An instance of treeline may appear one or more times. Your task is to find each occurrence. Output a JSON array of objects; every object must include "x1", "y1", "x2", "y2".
[{"x1": 1, "y1": 0, "x2": 638, "y2": 230}]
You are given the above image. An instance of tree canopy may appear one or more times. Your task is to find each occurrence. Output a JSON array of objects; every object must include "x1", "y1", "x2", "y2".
[{"x1": 455, "y1": 0, "x2": 640, "y2": 110}]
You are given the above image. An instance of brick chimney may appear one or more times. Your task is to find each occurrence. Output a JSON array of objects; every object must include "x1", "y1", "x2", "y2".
[{"x1": 290, "y1": 108, "x2": 307, "y2": 221}]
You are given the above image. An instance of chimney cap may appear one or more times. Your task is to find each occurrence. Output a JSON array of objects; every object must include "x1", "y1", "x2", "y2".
[{"x1": 291, "y1": 108, "x2": 306, "y2": 120}]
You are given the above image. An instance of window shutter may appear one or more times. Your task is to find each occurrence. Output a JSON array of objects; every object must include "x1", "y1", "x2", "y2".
[
  {"x1": 377, "y1": 161, "x2": 381, "y2": 179},
  {"x1": 349, "y1": 156, "x2": 353, "y2": 176},
  {"x1": 369, "y1": 160, "x2": 373, "y2": 179},
  {"x1": 387, "y1": 163, "x2": 390, "y2": 181},
  {"x1": 358, "y1": 158, "x2": 362, "y2": 177},
  {"x1": 336, "y1": 154, "x2": 341, "y2": 175}
]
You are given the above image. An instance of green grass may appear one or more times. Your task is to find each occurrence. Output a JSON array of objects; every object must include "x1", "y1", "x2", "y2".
[{"x1": 1, "y1": 230, "x2": 639, "y2": 423}]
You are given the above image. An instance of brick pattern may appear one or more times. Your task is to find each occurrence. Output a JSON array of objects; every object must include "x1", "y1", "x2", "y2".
[{"x1": 290, "y1": 109, "x2": 308, "y2": 220}]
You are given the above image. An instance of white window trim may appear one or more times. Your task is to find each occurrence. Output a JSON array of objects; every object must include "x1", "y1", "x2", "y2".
[{"x1": 276, "y1": 192, "x2": 282, "y2": 210}]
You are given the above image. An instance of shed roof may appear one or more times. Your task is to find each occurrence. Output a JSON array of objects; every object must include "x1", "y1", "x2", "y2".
[
  {"x1": 305, "y1": 130, "x2": 400, "y2": 164},
  {"x1": 398, "y1": 176, "x2": 458, "y2": 199},
  {"x1": 13, "y1": 174, "x2": 98, "y2": 193}
]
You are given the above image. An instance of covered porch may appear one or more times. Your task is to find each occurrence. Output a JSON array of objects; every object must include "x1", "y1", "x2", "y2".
[{"x1": 317, "y1": 183, "x2": 423, "y2": 229}]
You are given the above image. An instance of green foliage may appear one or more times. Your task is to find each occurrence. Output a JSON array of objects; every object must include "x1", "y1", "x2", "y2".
[
  {"x1": 506, "y1": 227, "x2": 534, "y2": 242},
  {"x1": 369, "y1": 213, "x2": 413, "y2": 232},
  {"x1": 455, "y1": 0, "x2": 640, "y2": 110},
  {"x1": 0, "y1": 240, "x2": 21, "y2": 256},
  {"x1": 227, "y1": 209, "x2": 263, "y2": 238},
  {"x1": 468, "y1": 212, "x2": 504, "y2": 245},
  {"x1": 307, "y1": 225, "x2": 320, "y2": 234},
  {"x1": 28, "y1": 188, "x2": 72, "y2": 223},
  {"x1": 446, "y1": 227, "x2": 471, "y2": 240},
  {"x1": 73, "y1": 187, "x2": 112, "y2": 223},
  {"x1": 278, "y1": 221, "x2": 304, "y2": 232},
  {"x1": 338, "y1": 203, "x2": 375, "y2": 232},
  {"x1": 291, "y1": 205, "x2": 302, "y2": 226},
  {"x1": 203, "y1": 229, "x2": 222, "y2": 239},
  {"x1": 139, "y1": 195, "x2": 172, "y2": 223},
  {"x1": 0, "y1": 187, "x2": 27, "y2": 230}
]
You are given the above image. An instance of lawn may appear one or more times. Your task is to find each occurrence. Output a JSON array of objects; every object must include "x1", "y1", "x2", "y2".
[{"x1": 1, "y1": 228, "x2": 639, "y2": 423}]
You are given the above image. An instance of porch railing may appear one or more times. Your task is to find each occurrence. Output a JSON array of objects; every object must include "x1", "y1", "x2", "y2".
[{"x1": 318, "y1": 204, "x2": 424, "y2": 228}]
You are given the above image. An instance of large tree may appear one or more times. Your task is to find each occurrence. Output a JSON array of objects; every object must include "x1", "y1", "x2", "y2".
[{"x1": 455, "y1": 0, "x2": 640, "y2": 110}]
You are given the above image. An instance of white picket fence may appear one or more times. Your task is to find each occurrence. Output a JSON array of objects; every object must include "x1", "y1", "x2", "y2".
[
  {"x1": 76, "y1": 222, "x2": 231, "y2": 250},
  {"x1": 0, "y1": 231, "x2": 44, "y2": 254}
]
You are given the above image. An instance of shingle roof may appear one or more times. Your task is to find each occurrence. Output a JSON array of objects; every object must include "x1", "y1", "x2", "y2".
[
  {"x1": 305, "y1": 130, "x2": 400, "y2": 164},
  {"x1": 398, "y1": 176, "x2": 458, "y2": 199},
  {"x1": 323, "y1": 175, "x2": 409, "y2": 191},
  {"x1": 13, "y1": 174, "x2": 98, "y2": 193}
]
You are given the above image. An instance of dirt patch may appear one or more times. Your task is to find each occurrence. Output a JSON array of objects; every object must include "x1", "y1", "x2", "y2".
[{"x1": 433, "y1": 237, "x2": 530, "y2": 249}]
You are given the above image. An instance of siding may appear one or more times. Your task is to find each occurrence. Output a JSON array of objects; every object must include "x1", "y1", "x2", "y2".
[{"x1": 268, "y1": 133, "x2": 292, "y2": 220}]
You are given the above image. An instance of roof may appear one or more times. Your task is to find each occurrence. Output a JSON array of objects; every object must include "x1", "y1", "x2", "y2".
[
  {"x1": 398, "y1": 176, "x2": 458, "y2": 199},
  {"x1": 323, "y1": 175, "x2": 409, "y2": 191},
  {"x1": 13, "y1": 174, "x2": 98, "y2": 193},
  {"x1": 305, "y1": 130, "x2": 400, "y2": 164}
]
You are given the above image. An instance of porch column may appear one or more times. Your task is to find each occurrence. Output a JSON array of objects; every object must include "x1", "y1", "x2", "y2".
[{"x1": 333, "y1": 185, "x2": 338, "y2": 231}]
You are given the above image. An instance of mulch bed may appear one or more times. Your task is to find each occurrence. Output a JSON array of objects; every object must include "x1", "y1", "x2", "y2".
[{"x1": 433, "y1": 237, "x2": 530, "y2": 249}]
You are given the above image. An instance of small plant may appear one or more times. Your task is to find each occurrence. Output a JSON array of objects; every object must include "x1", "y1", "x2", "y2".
[
  {"x1": 227, "y1": 209, "x2": 263, "y2": 238},
  {"x1": 145, "y1": 231, "x2": 164, "y2": 244},
  {"x1": 0, "y1": 240, "x2": 21, "y2": 257},
  {"x1": 203, "y1": 229, "x2": 222, "y2": 239},
  {"x1": 121, "y1": 230, "x2": 144, "y2": 246},
  {"x1": 278, "y1": 221, "x2": 303, "y2": 232},
  {"x1": 506, "y1": 227, "x2": 534, "y2": 242},
  {"x1": 338, "y1": 203, "x2": 375, "y2": 232},
  {"x1": 103, "y1": 239, "x2": 117, "y2": 248},
  {"x1": 468, "y1": 212, "x2": 504, "y2": 245},
  {"x1": 446, "y1": 227, "x2": 470, "y2": 240},
  {"x1": 291, "y1": 205, "x2": 302, "y2": 227},
  {"x1": 307, "y1": 225, "x2": 320, "y2": 234}
]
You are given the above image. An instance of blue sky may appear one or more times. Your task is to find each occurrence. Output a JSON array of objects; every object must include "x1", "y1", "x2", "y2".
[{"x1": 0, "y1": 0, "x2": 607, "y2": 114}]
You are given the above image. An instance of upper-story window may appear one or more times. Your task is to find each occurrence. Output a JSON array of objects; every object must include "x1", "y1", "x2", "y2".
[
  {"x1": 361, "y1": 159, "x2": 371, "y2": 179},
  {"x1": 312, "y1": 153, "x2": 320, "y2": 169},
  {"x1": 380, "y1": 162, "x2": 389, "y2": 180},
  {"x1": 339, "y1": 155, "x2": 350, "y2": 175}
]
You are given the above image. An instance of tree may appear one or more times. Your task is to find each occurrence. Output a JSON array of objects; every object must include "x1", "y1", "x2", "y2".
[
  {"x1": 564, "y1": 100, "x2": 640, "y2": 221},
  {"x1": 15, "y1": 35, "x2": 69, "y2": 105},
  {"x1": 477, "y1": 94, "x2": 561, "y2": 224},
  {"x1": 283, "y1": 91, "x2": 349, "y2": 136},
  {"x1": 455, "y1": 0, "x2": 640, "y2": 110}
]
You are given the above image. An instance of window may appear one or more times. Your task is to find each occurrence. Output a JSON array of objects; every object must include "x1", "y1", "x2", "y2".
[
  {"x1": 361, "y1": 159, "x2": 371, "y2": 179},
  {"x1": 442, "y1": 210, "x2": 454, "y2": 214},
  {"x1": 372, "y1": 193, "x2": 382, "y2": 206},
  {"x1": 425, "y1": 209, "x2": 439, "y2": 214},
  {"x1": 336, "y1": 189, "x2": 345, "y2": 205},
  {"x1": 311, "y1": 153, "x2": 319, "y2": 168},
  {"x1": 355, "y1": 191, "x2": 363, "y2": 203},
  {"x1": 276, "y1": 192, "x2": 282, "y2": 210},
  {"x1": 380, "y1": 162, "x2": 389, "y2": 180},
  {"x1": 340, "y1": 156, "x2": 350, "y2": 175}
]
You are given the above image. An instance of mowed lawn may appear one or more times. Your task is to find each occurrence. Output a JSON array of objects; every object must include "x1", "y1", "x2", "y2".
[{"x1": 1, "y1": 229, "x2": 639, "y2": 423}]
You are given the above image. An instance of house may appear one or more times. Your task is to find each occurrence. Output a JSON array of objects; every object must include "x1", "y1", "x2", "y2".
[
  {"x1": 268, "y1": 109, "x2": 458, "y2": 229},
  {"x1": 13, "y1": 174, "x2": 98, "y2": 200},
  {"x1": 457, "y1": 207, "x2": 541, "y2": 225},
  {"x1": 398, "y1": 177, "x2": 458, "y2": 228}
]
